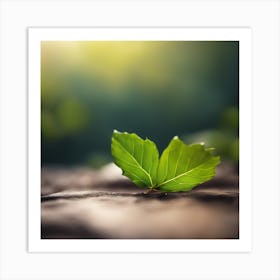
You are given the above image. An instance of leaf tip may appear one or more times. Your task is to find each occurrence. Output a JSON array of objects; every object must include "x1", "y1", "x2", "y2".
[
  {"x1": 173, "y1": 135, "x2": 179, "y2": 140},
  {"x1": 113, "y1": 129, "x2": 120, "y2": 134}
]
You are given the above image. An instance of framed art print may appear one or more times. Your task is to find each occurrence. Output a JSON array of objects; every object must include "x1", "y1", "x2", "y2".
[
  {"x1": 28, "y1": 27, "x2": 252, "y2": 253},
  {"x1": 1, "y1": 1, "x2": 280, "y2": 280}
]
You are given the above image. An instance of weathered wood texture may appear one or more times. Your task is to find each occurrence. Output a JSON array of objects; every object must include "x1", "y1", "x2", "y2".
[{"x1": 41, "y1": 162, "x2": 239, "y2": 239}]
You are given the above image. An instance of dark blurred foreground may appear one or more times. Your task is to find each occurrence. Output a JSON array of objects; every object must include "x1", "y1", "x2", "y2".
[{"x1": 41, "y1": 162, "x2": 239, "y2": 239}]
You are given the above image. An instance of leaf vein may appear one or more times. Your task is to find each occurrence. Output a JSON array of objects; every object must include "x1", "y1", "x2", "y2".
[{"x1": 116, "y1": 140, "x2": 153, "y2": 186}]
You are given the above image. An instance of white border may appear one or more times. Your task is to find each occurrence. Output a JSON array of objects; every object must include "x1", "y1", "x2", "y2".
[{"x1": 28, "y1": 27, "x2": 252, "y2": 253}]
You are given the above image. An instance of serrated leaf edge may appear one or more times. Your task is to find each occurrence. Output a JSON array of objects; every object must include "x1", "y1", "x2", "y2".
[
  {"x1": 112, "y1": 131, "x2": 156, "y2": 187},
  {"x1": 156, "y1": 156, "x2": 220, "y2": 189}
]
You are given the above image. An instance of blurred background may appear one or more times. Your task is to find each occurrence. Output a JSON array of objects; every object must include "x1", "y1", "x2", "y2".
[{"x1": 41, "y1": 41, "x2": 239, "y2": 168}]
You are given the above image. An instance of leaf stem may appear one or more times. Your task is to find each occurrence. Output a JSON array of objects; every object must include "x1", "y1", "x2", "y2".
[{"x1": 145, "y1": 188, "x2": 155, "y2": 194}]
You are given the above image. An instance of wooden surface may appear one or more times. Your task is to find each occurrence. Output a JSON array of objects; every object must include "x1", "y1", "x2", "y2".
[{"x1": 41, "y1": 162, "x2": 239, "y2": 239}]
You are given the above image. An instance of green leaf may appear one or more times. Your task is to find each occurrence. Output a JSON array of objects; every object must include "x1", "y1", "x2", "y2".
[
  {"x1": 111, "y1": 131, "x2": 220, "y2": 192},
  {"x1": 111, "y1": 130, "x2": 159, "y2": 188},
  {"x1": 156, "y1": 136, "x2": 220, "y2": 192}
]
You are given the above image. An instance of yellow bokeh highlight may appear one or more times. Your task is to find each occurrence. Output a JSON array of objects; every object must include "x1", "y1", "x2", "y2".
[{"x1": 41, "y1": 41, "x2": 178, "y2": 92}]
